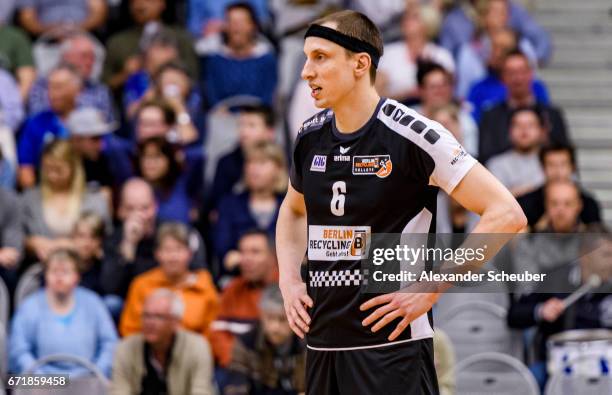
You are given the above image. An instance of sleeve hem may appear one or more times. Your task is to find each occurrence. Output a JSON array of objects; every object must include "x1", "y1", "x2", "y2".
[
  {"x1": 289, "y1": 177, "x2": 303, "y2": 194},
  {"x1": 443, "y1": 157, "x2": 478, "y2": 195}
]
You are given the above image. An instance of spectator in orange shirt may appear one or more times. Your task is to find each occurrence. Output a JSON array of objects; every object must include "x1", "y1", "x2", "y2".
[
  {"x1": 120, "y1": 222, "x2": 219, "y2": 338},
  {"x1": 209, "y1": 229, "x2": 279, "y2": 367}
]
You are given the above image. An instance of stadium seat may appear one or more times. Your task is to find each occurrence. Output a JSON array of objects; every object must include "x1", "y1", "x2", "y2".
[
  {"x1": 14, "y1": 263, "x2": 44, "y2": 310},
  {"x1": 437, "y1": 300, "x2": 521, "y2": 361},
  {"x1": 14, "y1": 354, "x2": 109, "y2": 395},
  {"x1": 545, "y1": 374, "x2": 612, "y2": 395},
  {"x1": 0, "y1": 325, "x2": 6, "y2": 379},
  {"x1": 0, "y1": 276, "x2": 8, "y2": 329},
  {"x1": 435, "y1": 292, "x2": 509, "y2": 324},
  {"x1": 452, "y1": 352, "x2": 539, "y2": 395},
  {"x1": 434, "y1": 265, "x2": 511, "y2": 322}
]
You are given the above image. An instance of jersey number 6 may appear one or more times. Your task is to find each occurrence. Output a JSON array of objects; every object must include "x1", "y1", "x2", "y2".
[{"x1": 331, "y1": 181, "x2": 346, "y2": 216}]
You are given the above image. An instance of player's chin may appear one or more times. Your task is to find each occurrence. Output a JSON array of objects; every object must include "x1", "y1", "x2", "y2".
[{"x1": 313, "y1": 96, "x2": 329, "y2": 108}]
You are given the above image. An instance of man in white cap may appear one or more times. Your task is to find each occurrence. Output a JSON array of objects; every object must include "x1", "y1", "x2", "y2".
[{"x1": 67, "y1": 107, "x2": 133, "y2": 191}]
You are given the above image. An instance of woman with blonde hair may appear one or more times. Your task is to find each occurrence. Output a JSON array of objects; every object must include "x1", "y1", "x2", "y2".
[
  {"x1": 23, "y1": 139, "x2": 111, "y2": 261},
  {"x1": 214, "y1": 141, "x2": 287, "y2": 277}
]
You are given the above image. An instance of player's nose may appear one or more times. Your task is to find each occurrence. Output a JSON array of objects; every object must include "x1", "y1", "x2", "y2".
[{"x1": 301, "y1": 59, "x2": 315, "y2": 81}]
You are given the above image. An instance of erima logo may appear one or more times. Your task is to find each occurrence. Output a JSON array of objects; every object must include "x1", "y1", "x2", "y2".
[
  {"x1": 334, "y1": 146, "x2": 351, "y2": 162},
  {"x1": 310, "y1": 155, "x2": 327, "y2": 172},
  {"x1": 334, "y1": 155, "x2": 350, "y2": 162}
]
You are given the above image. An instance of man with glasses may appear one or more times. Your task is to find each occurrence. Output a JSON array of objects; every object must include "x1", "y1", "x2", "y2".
[{"x1": 111, "y1": 288, "x2": 215, "y2": 395}]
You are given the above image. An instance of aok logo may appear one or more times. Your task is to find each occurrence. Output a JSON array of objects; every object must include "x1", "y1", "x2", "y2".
[
  {"x1": 382, "y1": 103, "x2": 440, "y2": 145},
  {"x1": 310, "y1": 155, "x2": 327, "y2": 172}
]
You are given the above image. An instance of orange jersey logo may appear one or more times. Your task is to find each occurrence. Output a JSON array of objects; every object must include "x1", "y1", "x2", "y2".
[
  {"x1": 352, "y1": 155, "x2": 392, "y2": 178},
  {"x1": 376, "y1": 158, "x2": 392, "y2": 178}
]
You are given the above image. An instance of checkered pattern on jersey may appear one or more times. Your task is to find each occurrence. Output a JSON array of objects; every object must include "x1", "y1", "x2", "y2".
[{"x1": 309, "y1": 269, "x2": 368, "y2": 287}]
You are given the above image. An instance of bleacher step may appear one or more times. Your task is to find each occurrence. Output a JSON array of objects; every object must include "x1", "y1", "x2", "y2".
[{"x1": 534, "y1": 0, "x2": 612, "y2": 226}]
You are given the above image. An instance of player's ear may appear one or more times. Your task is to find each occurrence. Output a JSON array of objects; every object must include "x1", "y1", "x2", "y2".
[{"x1": 354, "y1": 53, "x2": 371, "y2": 79}]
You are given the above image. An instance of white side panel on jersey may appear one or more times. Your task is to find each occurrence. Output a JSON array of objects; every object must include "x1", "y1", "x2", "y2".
[
  {"x1": 399, "y1": 207, "x2": 435, "y2": 340},
  {"x1": 376, "y1": 98, "x2": 478, "y2": 194},
  {"x1": 400, "y1": 207, "x2": 433, "y2": 234}
]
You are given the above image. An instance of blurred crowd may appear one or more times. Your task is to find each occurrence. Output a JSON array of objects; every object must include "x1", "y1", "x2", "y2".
[{"x1": 0, "y1": 0, "x2": 609, "y2": 394}]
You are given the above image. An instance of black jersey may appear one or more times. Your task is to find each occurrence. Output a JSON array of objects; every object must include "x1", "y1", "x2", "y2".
[{"x1": 290, "y1": 98, "x2": 477, "y2": 350}]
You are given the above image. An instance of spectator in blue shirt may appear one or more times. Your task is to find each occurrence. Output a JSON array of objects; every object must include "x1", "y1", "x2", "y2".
[
  {"x1": 197, "y1": 2, "x2": 277, "y2": 108},
  {"x1": 9, "y1": 248, "x2": 117, "y2": 377},
  {"x1": 188, "y1": 0, "x2": 270, "y2": 38},
  {"x1": 17, "y1": 64, "x2": 80, "y2": 188},
  {"x1": 478, "y1": 51, "x2": 568, "y2": 164},
  {"x1": 455, "y1": 0, "x2": 538, "y2": 99},
  {"x1": 123, "y1": 30, "x2": 180, "y2": 118},
  {"x1": 16, "y1": 0, "x2": 108, "y2": 36},
  {"x1": 126, "y1": 60, "x2": 202, "y2": 145},
  {"x1": 466, "y1": 29, "x2": 549, "y2": 123},
  {"x1": 208, "y1": 104, "x2": 275, "y2": 213},
  {"x1": 28, "y1": 33, "x2": 116, "y2": 123},
  {"x1": 440, "y1": 0, "x2": 551, "y2": 64},
  {"x1": 214, "y1": 141, "x2": 285, "y2": 274}
]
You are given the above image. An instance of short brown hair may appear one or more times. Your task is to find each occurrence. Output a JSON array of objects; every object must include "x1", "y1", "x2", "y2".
[
  {"x1": 244, "y1": 141, "x2": 288, "y2": 193},
  {"x1": 136, "y1": 98, "x2": 177, "y2": 127},
  {"x1": 156, "y1": 222, "x2": 191, "y2": 249},
  {"x1": 74, "y1": 211, "x2": 106, "y2": 240},
  {"x1": 312, "y1": 10, "x2": 384, "y2": 84},
  {"x1": 45, "y1": 248, "x2": 82, "y2": 274}
]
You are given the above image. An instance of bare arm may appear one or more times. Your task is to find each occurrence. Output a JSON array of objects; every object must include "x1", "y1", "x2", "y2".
[
  {"x1": 361, "y1": 163, "x2": 527, "y2": 340},
  {"x1": 108, "y1": 56, "x2": 141, "y2": 91},
  {"x1": 18, "y1": 166, "x2": 37, "y2": 190},
  {"x1": 276, "y1": 184, "x2": 307, "y2": 283},
  {"x1": 80, "y1": 0, "x2": 108, "y2": 31},
  {"x1": 16, "y1": 67, "x2": 36, "y2": 101},
  {"x1": 18, "y1": 8, "x2": 46, "y2": 36},
  {"x1": 276, "y1": 184, "x2": 312, "y2": 338},
  {"x1": 26, "y1": 236, "x2": 73, "y2": 262},
  {"x1": 451, "y1": 163, "x2": 527, "y2": 234}
]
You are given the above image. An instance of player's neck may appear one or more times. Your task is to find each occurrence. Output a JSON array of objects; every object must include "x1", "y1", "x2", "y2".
[{"x1": 332, "y1": 87, "x2": 380, "y2": 134}]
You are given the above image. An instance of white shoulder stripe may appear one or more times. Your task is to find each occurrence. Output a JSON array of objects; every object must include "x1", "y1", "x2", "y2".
[
  {"x1": 376, "y1": 98, "x2": 445, "y2": 147},
  {"x1": 377, "y1": 98, "x2": 478, "y2": 194}
]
